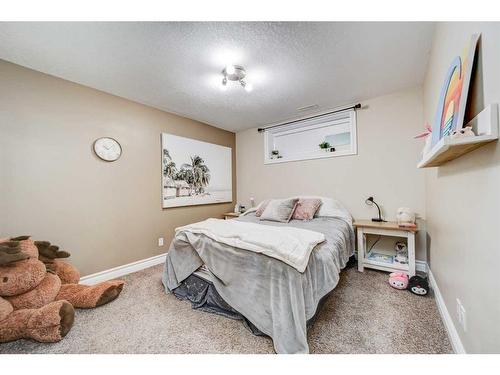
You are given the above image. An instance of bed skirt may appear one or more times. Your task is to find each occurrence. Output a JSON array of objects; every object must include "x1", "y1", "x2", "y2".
[{"x1": 172, "y1": 272, "x2": 332, "y2": 338}]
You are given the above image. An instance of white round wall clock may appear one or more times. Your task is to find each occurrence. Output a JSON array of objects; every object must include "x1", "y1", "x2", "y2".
[{"x1": 93, "y1": 137, "x2": 122, "y2": 162}]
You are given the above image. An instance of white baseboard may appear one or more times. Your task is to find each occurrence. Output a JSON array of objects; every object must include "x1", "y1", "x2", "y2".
[
  {"x1": 428, "y1": 267, "x2": 466, "y2": 354},
  {"x1": 80, "y1": 253, "x2": 166, "y2": 285}
]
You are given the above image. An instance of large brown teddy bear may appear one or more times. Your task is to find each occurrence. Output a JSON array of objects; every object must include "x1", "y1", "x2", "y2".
[{"x1": 0, "y1": 236, "x2": 125, "y2": 343}]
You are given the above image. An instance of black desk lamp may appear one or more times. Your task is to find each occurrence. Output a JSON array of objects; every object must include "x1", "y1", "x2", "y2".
[{"x1": 365, "y1": 196, "x2": 385, "y2": 222}]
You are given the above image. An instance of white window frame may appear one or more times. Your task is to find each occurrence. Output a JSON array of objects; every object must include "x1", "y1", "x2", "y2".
[{"x1": 263, "y1": 109, "x2": 357, "y2": 164}]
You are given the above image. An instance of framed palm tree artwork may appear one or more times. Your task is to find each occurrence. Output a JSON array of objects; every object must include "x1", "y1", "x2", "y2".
[{"x1": 161, "y1": 133, "x2": 232, "y2": 208}]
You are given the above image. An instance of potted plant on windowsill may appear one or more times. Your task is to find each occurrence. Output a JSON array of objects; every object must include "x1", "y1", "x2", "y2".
[{"x1": 319, "y1": 141, "x2": 334, "y2": 152}]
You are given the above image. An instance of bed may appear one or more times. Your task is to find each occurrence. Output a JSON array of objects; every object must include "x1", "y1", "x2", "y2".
[{"x1": 162, "y1": 197, "x2": 355, "y2": 354}]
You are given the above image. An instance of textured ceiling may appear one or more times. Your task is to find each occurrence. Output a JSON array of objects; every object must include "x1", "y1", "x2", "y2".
[{"x1": 0, "y1": 22, "x2": 434, "y2": 132}]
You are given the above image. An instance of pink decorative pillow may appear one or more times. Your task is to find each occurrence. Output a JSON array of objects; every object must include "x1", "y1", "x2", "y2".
[
  {"x1": 292, "y1": 198, "x2": 322, "y2": 220},
  {"x1": 255, "y1": 199, "x2": 271, "y2": 217}
]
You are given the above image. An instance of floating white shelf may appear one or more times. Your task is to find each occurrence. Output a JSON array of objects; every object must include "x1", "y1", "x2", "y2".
[{"x1": 417, "y1": 103, "x2": 499, "y2": 168}]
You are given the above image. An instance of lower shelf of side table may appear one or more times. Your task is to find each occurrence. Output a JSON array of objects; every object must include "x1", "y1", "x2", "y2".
[{"x1": 362, "y1": 258, "x2": 409, "y2": 273}]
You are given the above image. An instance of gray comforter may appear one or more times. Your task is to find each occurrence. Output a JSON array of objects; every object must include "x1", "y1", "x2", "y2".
[{"x1": 162, "y1": 213, "x2": 355, "y2": 354}]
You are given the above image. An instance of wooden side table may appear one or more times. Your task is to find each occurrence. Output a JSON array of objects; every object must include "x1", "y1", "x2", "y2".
[
  {"x1": 354, "y1": 220, "x2": 417, "y2": 277},
  {"x1": 223, "y1": 212, "x2": 241, "y2": 220}
]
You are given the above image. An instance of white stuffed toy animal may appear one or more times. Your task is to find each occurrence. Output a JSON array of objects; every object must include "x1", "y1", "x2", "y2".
[
  {"x1": 450, "y1": 126, "x2": 475, "y2": 139},
  {"x1": 396, "y1": 207, "x2": 415, "y2": 226}
]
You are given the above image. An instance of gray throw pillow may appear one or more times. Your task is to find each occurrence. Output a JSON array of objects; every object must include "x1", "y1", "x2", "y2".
[{"x1": 259, "y1": 198, "x2": 299, "y2": 223}]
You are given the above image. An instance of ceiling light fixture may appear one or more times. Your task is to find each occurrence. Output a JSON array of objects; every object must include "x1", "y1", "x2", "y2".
[
  {"x1": 221, "y1": 65, "x2": 253, "y2": 92},
  {"x1": 225, "y1": 65, "x2": 236, "y2": 75},
  {"x1": 244, "y1": 83, "x2": 253, "y2": 92}
]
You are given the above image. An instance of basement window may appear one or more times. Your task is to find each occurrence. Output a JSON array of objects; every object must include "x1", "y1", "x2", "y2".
[{"x1": 264, "y1": 109, "x2": 357, "y2": 164}]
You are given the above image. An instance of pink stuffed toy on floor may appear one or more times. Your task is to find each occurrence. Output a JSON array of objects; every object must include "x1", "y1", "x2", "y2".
[{"x1": 388, "y1": 272, "x2": 409, "y2": 289}]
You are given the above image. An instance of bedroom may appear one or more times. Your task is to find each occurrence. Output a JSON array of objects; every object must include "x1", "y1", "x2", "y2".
[{"x1": 1, "y1": 1, "x2": 499, "y2": 372}]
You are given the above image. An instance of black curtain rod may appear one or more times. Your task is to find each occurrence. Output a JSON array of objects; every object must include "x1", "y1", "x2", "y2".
[{"x1": 257, "y1": 103, "x2": 361, "y2": 133}]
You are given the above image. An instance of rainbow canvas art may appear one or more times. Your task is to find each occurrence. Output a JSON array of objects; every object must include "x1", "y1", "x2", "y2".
[{"x1": 431, "y1": 34, "x2": 480, "y2": 147}]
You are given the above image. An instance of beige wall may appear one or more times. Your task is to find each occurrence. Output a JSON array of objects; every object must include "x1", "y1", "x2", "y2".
[
  {"x1": 237, "y1": 87, "x2": 428, "y2": 260},
  {"x1": 423, "y1": 23, "x2": 500, "y2": 353},
  {"x1": 0, "y1": 60, "x2": 236, "y2": 276}
]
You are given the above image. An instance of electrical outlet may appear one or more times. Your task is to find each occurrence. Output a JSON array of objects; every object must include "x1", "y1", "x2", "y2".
[
  {"x1": 158, "y1": 237, "x2": 164, "y2": 247},
  {"x1": 456, "y1": 298, "x2": 467, "y2": 332}
]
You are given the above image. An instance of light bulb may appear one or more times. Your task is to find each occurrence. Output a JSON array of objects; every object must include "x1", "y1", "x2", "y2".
[
  {"x1": 225, "y1": 65, "x2": 235, "y2": 75},
  {"x1": 244, "y1": 83, "x2": 253, "y2": 92}
]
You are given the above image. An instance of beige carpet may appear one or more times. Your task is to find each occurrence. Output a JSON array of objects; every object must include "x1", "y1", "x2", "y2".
[{"x1": 0, "y1": 264, "x2": 452, "y2": 354}]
